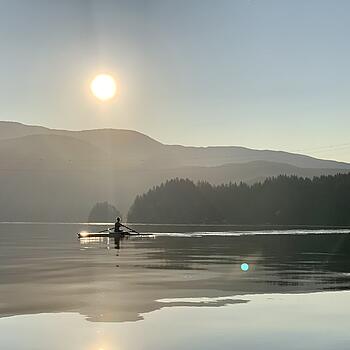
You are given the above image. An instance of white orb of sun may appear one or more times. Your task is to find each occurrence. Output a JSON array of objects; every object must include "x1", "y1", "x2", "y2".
[{"x1": 90, "y1": 74, "x2": 117, "y2": 101}]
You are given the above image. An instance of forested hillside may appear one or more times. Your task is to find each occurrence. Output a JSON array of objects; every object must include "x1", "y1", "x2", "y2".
[{"x1": 128, "y1": 173, "x2": 350, "y2": 225}]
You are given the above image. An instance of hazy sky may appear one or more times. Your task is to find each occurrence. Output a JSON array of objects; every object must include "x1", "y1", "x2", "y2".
[{"x1": 0, "y1": 0, "x2": 349, "y2": 162}]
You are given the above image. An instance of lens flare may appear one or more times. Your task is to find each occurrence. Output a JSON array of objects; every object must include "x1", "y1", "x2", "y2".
[{"x1": 240, "y1": 263, "x2": 249, "y2": 271}]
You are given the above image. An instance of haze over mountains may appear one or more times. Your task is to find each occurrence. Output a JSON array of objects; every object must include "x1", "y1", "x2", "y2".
[{"x1": 0, "y1": 121, "x2": 349, "y2": 222}]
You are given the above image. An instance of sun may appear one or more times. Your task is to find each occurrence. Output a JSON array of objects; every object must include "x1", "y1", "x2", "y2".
[{"x1": 90, "y1": 74, "x2": 117, "y2": 101}]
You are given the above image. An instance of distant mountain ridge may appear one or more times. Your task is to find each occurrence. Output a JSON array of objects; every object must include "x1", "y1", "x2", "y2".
[
  {"x1": 0, "y1": 121, "x2": 348, "y2": 221},
  {"x1": 0, "y1": 121, "x2": 349, "y2": 169}
]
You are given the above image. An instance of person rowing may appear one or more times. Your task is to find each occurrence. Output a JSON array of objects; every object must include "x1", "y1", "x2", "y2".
[
  {"x1": 114, "y1": 217, "x2": 125, "y2": 233},
  {"x1": 113, "y1": 217, "x2": 140, "y2": 235},
  {"x1": 77, "y1": 219, "x2": 142, "y2": 238}
]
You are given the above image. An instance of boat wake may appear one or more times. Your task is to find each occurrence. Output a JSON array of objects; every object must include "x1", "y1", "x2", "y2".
[{"x1": 147, "y1": 229, "x2": 350, "y2": 237}]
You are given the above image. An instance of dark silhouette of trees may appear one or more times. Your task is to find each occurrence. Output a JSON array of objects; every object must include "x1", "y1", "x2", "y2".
[
  {"x1": 88, "y1": 201, "x2": 121, "y2": 222},
  {"x1": 127, "y1": 174, "x2": 350, "y2": 225}
]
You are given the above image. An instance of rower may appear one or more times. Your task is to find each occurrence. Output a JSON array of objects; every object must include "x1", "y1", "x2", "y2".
[{"x1": 114, "y1": 217, "x2": 124, "y2": 233}]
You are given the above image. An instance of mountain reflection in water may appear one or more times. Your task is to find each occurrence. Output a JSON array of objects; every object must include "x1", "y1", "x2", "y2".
[{"x1": 0, "y1": 224, "x2": 349, "y2": 322}]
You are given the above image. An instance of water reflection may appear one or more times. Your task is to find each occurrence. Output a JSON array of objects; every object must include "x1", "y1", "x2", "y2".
[
  {"x1": 80, "y1": 235, "x2": 122, "y2": 250},
  {"x1": 0, "y1": 224, "x2": 349, "y2": 323},
  {"x1": 1, "y1": 292, "x2": 350, "y2": 350}
]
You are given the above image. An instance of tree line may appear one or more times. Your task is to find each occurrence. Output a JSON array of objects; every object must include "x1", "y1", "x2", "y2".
[{"x1": 127, "y1": 173, "x2": 350, "y2": 225}]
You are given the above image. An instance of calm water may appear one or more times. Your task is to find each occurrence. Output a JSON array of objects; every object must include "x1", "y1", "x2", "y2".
[{"x1": 0, "y1": 224, "x2": 350, "y2": 350}]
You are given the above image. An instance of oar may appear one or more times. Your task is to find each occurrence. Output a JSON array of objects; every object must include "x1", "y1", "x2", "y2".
[{"x1": 122, "y1": 224, "x2": 140, "y2": 235}]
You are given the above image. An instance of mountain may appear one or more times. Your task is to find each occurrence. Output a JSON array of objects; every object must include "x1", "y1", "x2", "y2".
[
  {"x1": 162, "y1": 145, "x2": 350, "y2": 169},
  {"x1": 0, "y1": 121, "x2": 50, "y2": 140},
  {"x1": 1, "y1": 121, "x2": 349, "y2": 170},
  {"x1": 0, "y1": 121, "x2": 349, "y2": 221}
]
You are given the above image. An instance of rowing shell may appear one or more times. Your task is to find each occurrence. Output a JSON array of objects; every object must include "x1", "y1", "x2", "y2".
[{"x1": 77, "y1": 229, "x2": 153, "y2": 239}]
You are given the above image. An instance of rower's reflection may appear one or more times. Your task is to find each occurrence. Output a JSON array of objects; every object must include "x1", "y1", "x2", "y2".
[
  {"x1": 113, "y1": 235, "x2": 121, "y2": 250},
  {"x1": 112, "y1": 234, "x2": 131, "y2": 251}
]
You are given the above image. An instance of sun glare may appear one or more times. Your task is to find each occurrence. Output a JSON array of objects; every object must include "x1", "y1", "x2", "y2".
[
  {"x1": 90, "y1": 74, "x2": 117, "y2": 101},
  {"x1": 79, "y1": 231, "x2": 89, "y2": 238}
]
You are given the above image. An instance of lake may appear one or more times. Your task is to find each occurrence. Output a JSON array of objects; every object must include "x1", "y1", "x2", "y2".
[{"x1": 0, "y1": 223, "x2": 350, "y2": 350}]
